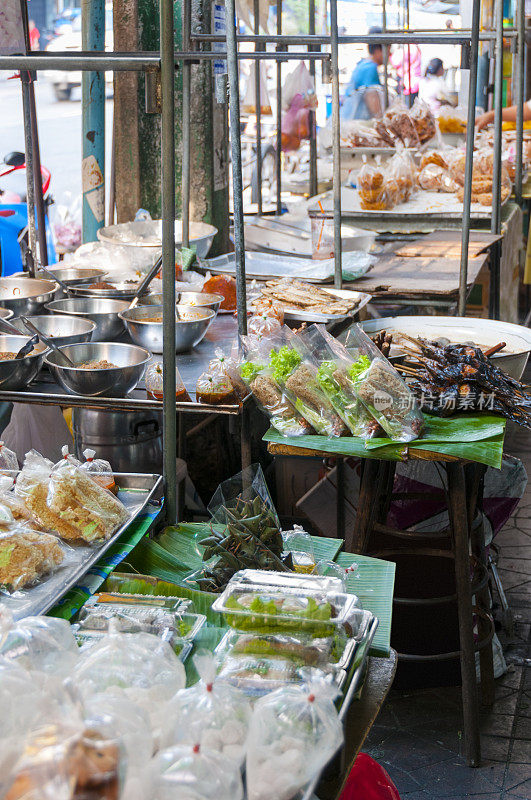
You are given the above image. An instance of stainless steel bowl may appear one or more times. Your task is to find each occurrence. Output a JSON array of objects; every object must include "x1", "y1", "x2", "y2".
[
  {"x1": 0, "y1": 307, "x2": 14, "y2": 321},
  {"x1": 44, "y1": 342, "x2": 151, "y2": 397},
  {"x1": 68, "y1": 278, "x2": 141, "y2": 300},
  {"x1": 0, "y1": 334, "x2": 47, "y2": 390},
  {"x1": 36, "y1": 266, "x2": 107, "y2": 286},
  {"x1": 138, "y1": 291, "x2": 224, "y2": 314},
  {"x1": 0, "y1": 278, "x2": 58, "y2": 315},
  {"x1": 118, "y1": 304, "x2": 215, "y2": 354},
  {"x1": 45, "y1": 297, "x2": 130, "y2": 342},
  {"x1": 10, "y1": 314, "x2": 96, "y2": 348},
  {"x1": 97, "y1": 219, "x2": 218, "y2": 258}
]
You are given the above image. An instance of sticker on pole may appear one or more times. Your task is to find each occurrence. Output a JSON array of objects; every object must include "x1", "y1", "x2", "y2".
[{"x1": 0, "y1": 2, "x2": 26, "y2": 55}]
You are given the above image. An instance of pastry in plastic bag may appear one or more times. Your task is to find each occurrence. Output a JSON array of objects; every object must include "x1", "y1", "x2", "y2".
[
  {"x1": 246, "y1": 681, "x2": 343, "y2": 800},
  {"x1": 420, "y1": 151, "x2": 448, "y2": 171},
  {"x1": 0, "y1": 475, "x2": 44, "y2": 530},
  {"x1": 196, "y1": 371, "x2": 236, "y2": 405},
  {"x1": 25, "y1": 462, "x2": 129, "y2": 543},
  {"x1": 0, "y1": 440, "x2": 18, "y2": 472},
  {"x1": 388, "y1": 149, "x2": 416, "y2": 203},
  {"x1": 152, "y1": 743, "x2": 243, "y2": 800},
  {"x1": 0, "y1": 610, "x2": 79, "y2": 674},
  {"x1": 0, "y1": 526, "x2": 64, "y2": 591},
  {"x1": 15, "y1": 450, "x2": 54, "y2": 501},
  {"x1": 418, "y1": 163, "x2": 445, "y2": 191},
  {"x1": 409, "y1": 98, "x2": 437, "y2": 144},
  {"x1": 160, "y1": 652, "x2": 251, "y2": 765},
  {"x1": 383, "y1": 99, "x2": 420, "y2": 148}
]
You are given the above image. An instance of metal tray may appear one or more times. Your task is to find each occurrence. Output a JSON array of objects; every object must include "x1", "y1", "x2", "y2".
[
  {"x1": 0, "y1": 472, "x2": 163, "y2": 621},
  {"x1": 249, "y1": 287, "x2": 372, "y2": 324}
]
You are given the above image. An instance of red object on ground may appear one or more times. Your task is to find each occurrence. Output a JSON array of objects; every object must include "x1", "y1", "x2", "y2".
[{"x1": 339, "y1": 753, "x2": 401, "y2": 800}]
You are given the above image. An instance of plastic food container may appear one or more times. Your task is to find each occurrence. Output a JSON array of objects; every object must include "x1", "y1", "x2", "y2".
[
  {"x1": 226, "y1": 568, "x2": 350, "y2": 597},
  {"x1": 215, "y1": 653, "x2": 339, "y2": 697},
  {"x1": 212, "y1": 581, "x2": 359, "y2": 638},
  {"x1": 87, "y1": 592, "x2": 191, "y2": 612}
]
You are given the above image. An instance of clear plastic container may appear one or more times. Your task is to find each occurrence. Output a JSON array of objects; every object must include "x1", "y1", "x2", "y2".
[
  {"x1": 216, "y1": 653, "x2": 338, "y2": 697},
  {"x1": 84, "y1": 591, "x2": 191, "y2": 613},
  {"x1": 227, "y1": 568, "x2": 347, "y2": 595}
]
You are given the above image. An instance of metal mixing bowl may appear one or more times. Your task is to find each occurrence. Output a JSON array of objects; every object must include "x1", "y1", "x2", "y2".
[
  {"x1": 0, "y1": 278, "x2": 58, "y2": 315},
  {"x1": 36, "y1": 267, "x2": 107, "y2": 286},
  {"x1": 0, "y1": 307, "x2": 14, "y2": 321},
  {"x1": 138, "y1": 291, "x2": 224, "y2": 314},
  {"x1": 97, "y1": 219, "x2": 218, "y2": 258},
  {"x1": 118, "y1": 304, "x2": 215, "y2": 354},
  {"x1": 10, "y1": 315, "x2": 96, "y2": 348},
  {"x1": 44, "y1": 342, "x2": 151, "y2": 397},
  {"x1": 45, "y1": 297, "x2": 130, "y2": 342},
  {"x1": 0, "y1": 334, "x2": 47, "y2": 390}
]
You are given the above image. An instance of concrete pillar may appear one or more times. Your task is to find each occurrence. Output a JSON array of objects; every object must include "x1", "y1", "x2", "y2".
[{"x1": 113, "y1": 0, "x2": 230, "y2": 255}]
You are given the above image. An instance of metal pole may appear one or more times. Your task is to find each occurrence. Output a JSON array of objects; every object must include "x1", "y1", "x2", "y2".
[
  {"x1": 458, "y1": 0, "x2": 481, "y2": 316},
  {"x1": 20, "y1": 75, "x2": 37, "y2": 276},
  {"x1": 226, "y1": 0, "x2": 248, "y2": 334},
  {"x1": 182, "y1": 0, "x2": 191, "y2": 248},
  {"x1": 382, "y1": 0, "x2": 389, "y2": 108},
  {"x1": 161, "y1": 0, "x2": 178, "y2": 524},
  {"x1": 81, "y1": 0, "x2": 105, "y2": 242},
  {"x1": 515, "y1": 0, "x2": 525, "y2": 204},
  {"x1": 308, "y1": 0, "x2": 318, "y2": 198},
  {"x1": 490, "y1": 0, "x2": 504, "y2": 321},
  {"x1": 330, "y1": 0, "x2": 342, "y2": 288},
  {"x1": 28, "y1": 83, "x2": 48, "y2": 266},
  {"x1": 276, "y1": 0, "x2": 283, "y2": 214},
  {"x1": 253, "y1": 0, "x2": 263, "y2": 214}
]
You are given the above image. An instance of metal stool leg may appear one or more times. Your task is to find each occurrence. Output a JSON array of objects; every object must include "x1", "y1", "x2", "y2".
[{"x1": 447, "y1": 462, "x2": 481, "y2": 767}]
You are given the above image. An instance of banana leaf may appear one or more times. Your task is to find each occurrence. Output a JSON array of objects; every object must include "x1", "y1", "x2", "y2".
[{"x1": 364, "y1": 413, "x2": 505, "y2": 449}]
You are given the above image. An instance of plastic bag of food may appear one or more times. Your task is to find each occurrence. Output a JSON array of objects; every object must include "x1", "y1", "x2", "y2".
[
  {"x1": 14, "y1": 450, "x2": 54, "y2": 501},
  {"x1": 196, "y1": 371, "x2": 236, "y2": 405},
  {"x1": 357, "y1": 160, "x2": 389, "y2": 210},
  {"x1": 208, "y1": 462, "x2": 280, "y2": 533},
  {"x1": 152, "y1": 743, "x2": 243, "y2": 800},
  {"x1": 437, "y1": 105, "x2": 467, "y2": 133},
  {"x1": 160, "y1": 652, "x2": 251, "y2": 765},
  {"x1": 238, "y1": 340, "x2": 314, "y2": 436},
  {"x1": 0, "y1": 609, "x2": 79, "y2": 674},
  {"x1": 246, "y1": 681, "x2": 343, "y2": 800},
  {"x1": 202, "y1": 274, "x2": 237, "y2": 311},
  {"x1": 341, "y1": 119, "x2": 383, "y2": 149},
  {"x1": 52, "y1": 444, "x2": 82, "y2": 470},
  {"x1": 342, "y1": 324, "x2": 425, "y2": 442},
  {"x1": 0, "y1": 475, "x2": 45, "y2": 531},
  {"x1": 409, "y1": 97, "x2": 437, "y2": 144},
  {"x1": 79, "y1": 448, "x2": 116, "y2": 493},
  {"x1": 0, "y1": 524, "x2": 65, "y2": 592},
  {"x1": 388, "y1": 147, "x2": 417, "y2": 203},
  {"x1": 283, "y1": 524, "x2": 316, "y2": 573},
  {"x1": 268, "y1": 339, "x2": 348, "y2": 437},
  {"x1": 418, "y1": 163, "x2": 445, "y2": 191},
  {"x1": 208, "y1": 346, "x2": 248, "y2": 401},
  {"x1": 25, "y1": 461, "x2": 129, "y2": 543},
  {"x1": 0, "y1": 441, "x2": 18, "y2": 472},
  {"x1": 292, "y1": 325, "x2": 379, "y2": 438},
  {"x1": 248, "y1": 312, "x2": 282, "y2": 339},
  {"x1": 145, "y1": 361, "x2": 190, "y2": 403},
  {"x1": 420, "y1": 151, "x2": 448, "y2": 171},
  {"x1": 383, "y1": 98, "x2": 420, "y2": 148},
  {"x1": 248, "y1": 296, "x2": 284, "y2": 325}
]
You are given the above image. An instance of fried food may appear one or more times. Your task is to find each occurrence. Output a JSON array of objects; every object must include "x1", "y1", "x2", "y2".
[
  {"x1": 0, "y1": 352, "x2": 18, "y2": 361},
  {"x1": 254, "y1": 279, "x2": 360, "y2": 316},
  {"x1": 0, "y1": 528, "x2": 64, "y2": 590},
  {"x1": 78, "y1": 360, "x2": 118, "y2": 370},
  {"x1": 420, "y1": 152, "x2": 448, "y2": 171}
]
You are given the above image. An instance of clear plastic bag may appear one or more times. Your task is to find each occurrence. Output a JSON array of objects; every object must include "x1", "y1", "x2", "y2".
[
  {"x1": 80, "y1": 449, "x2": 116, "y2": 493},
  {"x1": 388, "y1": 147, "x2": 417, "y2": 203},
  {"x1": 28, "y1": 461, "x2": 129, "y2": 543},
  {"x1": 0, "y1": 475, "x2": 45, "y2": 530},
  {"x1": 418, "y1": 163, "x2": 445, "y2": 191},
  {"x1": 342, "y1": 325, "x2": 425, "y2": 442},
  {"x1": 216, "y1": 653, "x2": 334, "y2": 698},
  {"x1": 357, "y1": 160, "x2": 389, "y2": 210},
  {"x1": 437, "y1": 105, "x2": 467, "y2": 134},
  {"x1": 53, "y1": 444, "x2": 82, "y2": 470},
  {"x1": 248, "y1": 313, "x2": 282, "y2": 339},
  {"x1": 409, "y1": 97, "x2": 437, "y2": 144},
  {"x1": 208, "y1": 463, "x2": 280, "y2": 530},
  {"x1": 152, "y1": 743, "x2": 243, "y2": 800},
  {"x1": 341, "y1": 119, "x2": 384, "y2": 149},
  {"x1": 0, "y1": 525, "x2": 65, "y2": 592},
  {"x1": 0, "y1": 609, "x2": 79, "y2": 674},
  {"x1": 160, "y1": 652, "x2": 251, "y2": 765},
  {"x1": 209, "y1": 346, "x2": 248, "y2": 401},
  {"x1": 283, "y1": 524, "x2": 316, "y2": 573},
  {"x1": 245, "y1": 681, "x2": 343, "y2": 800},
  {"x1": 383, "y1": 98, "x2": 420, "y2": 148},
  {"x1": 196, "y1": 371, "x2": 236, "y2": 405},
  {"x1": 0, "y1": 441, "x2": 18, "y2": 472},
  {"x1": 145, "y1": 361, "x2": 190, "y2": 403},
  {"x1": 248, "y1": 297, "x2": 284, "y2": 325},
  {"x1": 14, "y1": 450, "x2": 54, "y2": 501}
]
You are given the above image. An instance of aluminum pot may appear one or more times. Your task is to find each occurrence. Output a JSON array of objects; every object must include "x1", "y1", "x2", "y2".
[{"x1": 72, "y1": 407, "x2": 163, "y2": 474}]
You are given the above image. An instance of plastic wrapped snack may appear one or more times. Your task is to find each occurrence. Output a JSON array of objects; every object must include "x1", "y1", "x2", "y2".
[
  {"x1": 24, "y1": 461, "x2": 129, "y2": 543},
  {"x1": 0, "y1": 610, "x2": 79, "y2": 674},
  {"x1": 420, "y1": 151, "x2": 448, "y2": 171},
  {"x1": 294, "y1": 324, "x2": 382, "y2": 439},
  {"x1": 0, "y1": 441, "x2": 18, "y2": 472},
  {"x1": 246, "y1": 681, "x2": 343, "y2": 800},
  {"x1": 437, "y1": 105, "x2": 467, "y2": 133},
  {"x1": 342, "y1": 325, "x2": 425, "y2": 442},
  {"x1": 0, "y1": 526, "x2": 65, "y2": 591},
  {"x1": 410, "y1": 98, "x2": 437, "y2": 144},
  {"x1": 15, "y1": 450, "x2": 54, "y2": 501},
  {"x1": 80, "y1": 449, "x2": 116, "y2": 493},
  {"x1": 145, "y1": 361, "x2": 191, "y2": 403},
  {"x1": 239, "y1": 342, "x2": 313, "y2": 436},
  {"x1": 196, "y1": 371, "x2": 236, "y2": 405},
  {"x1": 248, "y1": 312, "x2": 282, "y2": 338},
  {"x1": 383, "y1": 99, "x2": 420, "y2": 148},
  {"x1": 152, "y1": 743, "x2": 243, "y2": 800},
  {"x1": 0, "y1": 475, "x2": 45, "y2": 530},
  {"x1": 268, "y1": 341, "x2": 348, "y2": 436},
  {"x1": 418, "y1": 163, "x2": 445, "y2": 191},
  {"x1": 388, "y1": 148, "x2": 417, "y2": 203},
  {"x1": 160, "y1": 653, "x2": 251, "y2": 765},
  {"x1": 249, "y1": 296, "x2": 284, "y2": 325},
  {"x1": 209, "y1": 346, "x2": 248, "y2": 401},
  {"x1": 341, "y1": 119, "x2": 385, "y2": 149},
  {"x1": 357, "y1": 160, "x2": 389, "y2": 210},
  {"x1": 53, "y1": 445, "x2": 82, "y2": 470}
]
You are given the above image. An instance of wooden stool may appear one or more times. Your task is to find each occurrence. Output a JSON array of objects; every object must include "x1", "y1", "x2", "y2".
[{"x1": 347, "y1": 457, "x2": 495, "y2": 768}]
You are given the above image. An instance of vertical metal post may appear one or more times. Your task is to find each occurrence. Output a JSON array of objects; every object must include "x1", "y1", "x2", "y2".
[
  {"x1": 20, "y1": 76, "x2": 37, "y2": 276},
  {"x1": 382, "y1": 0, "x2": 389, "y2": 109},
  {"x1": 330, "y1": 0, "x2": 342, "y2": 289},
  {"x1": 276, "y1": 0, "x2": 283, "y2": 214},
  {"x1": 161, "y1": 0, "x2": 177, "y2": 524},
  {"x1": 490, "y1": 0, "x2": 504, "y2": 321},
  {"x1": 253, "y1": 0, "x2": 263, "y2": 214},
  {"x1": 81, "y1": 0, "x2": 106, "y2": 242},
  {"x1": 515, "y1": 0, "x2": 525, "y2": 204},
  {"x1": 308, "y1": 0, "x2": 318, "y2": 198},
  {"x1": 182, "y1": 0, "x2": 191, "y2": 248},
  {"x1": 28, "y1": 84, "x2": 48, "y2": 266},
  {"x1": 226, "y1": 0, "x2": 248, "y2": 335},
  {"x1": 458, "y1": 0, "x2": 481, "y2": 317}
]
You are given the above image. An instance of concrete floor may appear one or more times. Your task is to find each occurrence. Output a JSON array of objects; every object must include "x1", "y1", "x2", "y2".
[{"x1": 365, "y1": 421, "x2": 531, "y2": 800}]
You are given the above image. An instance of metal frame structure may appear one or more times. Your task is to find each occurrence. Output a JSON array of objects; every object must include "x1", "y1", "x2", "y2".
[{"x1": 0, "y1": 0, "x2": 526, "y2": 531}]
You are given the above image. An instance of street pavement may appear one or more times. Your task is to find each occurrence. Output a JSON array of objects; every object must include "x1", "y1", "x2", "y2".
[{"x1": 0, "y1": 73, "x2": 113, "y2": 217}]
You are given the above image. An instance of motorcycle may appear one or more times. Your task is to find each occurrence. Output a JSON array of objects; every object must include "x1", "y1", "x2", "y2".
[{"x1": 0, "y1": 151, "x2": 56, "y2": 276}]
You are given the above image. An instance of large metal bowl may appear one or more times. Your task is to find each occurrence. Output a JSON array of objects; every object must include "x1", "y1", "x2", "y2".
[
  {"x1": 44, "y1": 342, "x2": 151, "y2": 397},
  {"x1": 0, "y1": 334, "x2": 47, "y2": 390},
  {"x1": 138, "y1": 291, "x2": 224, "y2": 314},
  {"x1": 45, "y1": 297, "x2": 130, "y2": 342},
  {"x1": 10, "y1": 314, "x2": 96, "y2": 348},
  {"x1": 0, "y1": 278, "x2": 58, "y2": 315},
  {"x1": 97, "y1": 219, "x2": 218, "y2": 258},
  {"x1": 36, "y1": 266, "x2": 107, "y2": 286},
  {"x1": 68, "y1": 277, "x2": 142, "y2": 300},
  {"x1": 119, "y1": 304, "x2": 215, "y2": 354},
  {"x1": 0, "y1": 307, "x2": 14, "y2": 321}
]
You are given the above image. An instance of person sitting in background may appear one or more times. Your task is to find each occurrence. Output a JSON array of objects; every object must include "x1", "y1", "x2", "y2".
[
  {"x1": 419, "y1": 58, "x2": 453, "y2": 114},
  {"x1": 391, "y1": 44, "x2": 422, "y2": 107},
  {"x1": 476, "y1": 100, "x2": 531, "y2": 130},
  {"x1": 29, "y1": 20, "x2": 40, "y2": 51},
  {"x1": 341, "y1": 26, "x2": 384, "y2": 120}
]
